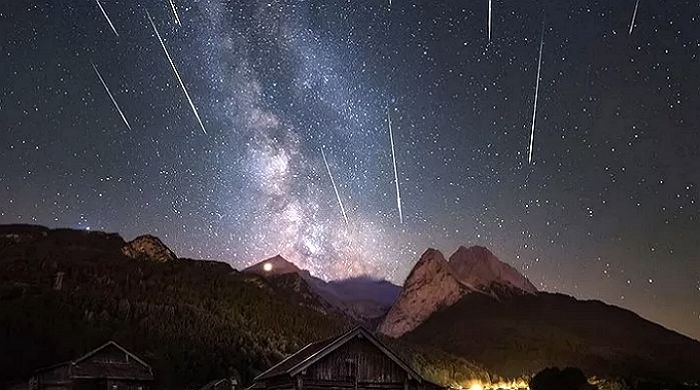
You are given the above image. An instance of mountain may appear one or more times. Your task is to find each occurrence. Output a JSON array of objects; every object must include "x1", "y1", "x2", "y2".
[
  {"x1": 379, "y1": 246, "x2": 537, "y2": 338},
  {"x1": 243, "y1": 256, "x2": 400, "y2": 323},
  {"x1": 402, "y1": 291, "x2": 700, "y2": 381},
  {"x1": 382, "y1": 247, "x2": 700, "y2": 381},
  {"x1": 378, "y1": 249, "x2": 468, "y2": 337},
  {"x1": 326, "y1": 277, "x2": 401, "y2": 326},
  {"x1": 0, "y1": 225, "x2": 346, "y2": 389},
  {"x1": 243, "y1": 254, "x2": 307, "y2": 276},
  {"x1": 449, "y1": 246, "x2": 537, "y2": 294},
  {"x1": 243, "y1": 256, "x2": 338, "y2": 315},
  {"x1": 0, "y1": 225, "x2": 488, "y2": 388}
]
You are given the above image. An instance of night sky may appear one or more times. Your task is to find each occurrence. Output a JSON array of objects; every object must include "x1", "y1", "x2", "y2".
[{"x1": 1, "y1": 1, "x2": 699, "y2": 340}]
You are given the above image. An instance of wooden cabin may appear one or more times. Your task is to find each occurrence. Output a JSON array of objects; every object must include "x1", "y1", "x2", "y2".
[
  {"x1": 30, "y1": 341, "x2": 153, "y2": 390},
  {"x1": 251, "y1": 326, "x2": 442, "y2": 390}
]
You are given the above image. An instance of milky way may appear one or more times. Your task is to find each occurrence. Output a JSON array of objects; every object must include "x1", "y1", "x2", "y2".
[{"x1": 0, "y1": 1, "x2": 699, "y2": 340}]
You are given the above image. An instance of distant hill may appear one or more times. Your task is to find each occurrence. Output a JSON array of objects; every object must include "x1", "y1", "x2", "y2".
[
  {"x1": 381, "y1": 248, "x2": 700, "y2": 382},
  {"x1": 244, "y1": 255, "x2": 400, "y2": 323}
]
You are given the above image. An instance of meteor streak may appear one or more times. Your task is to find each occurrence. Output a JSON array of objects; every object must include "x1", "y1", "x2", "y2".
[
  {"x1": 387, "y1": 110, "x2": 403, "y2": 223},
  {"x1": 146, "y1": 10, "x2": 207, "y2": 135},
  {"x1": 629, "y1": 0, "x2": 640, "y2": 35},
  {"x1": 95, "y1": 0, "x2": 119, "y2": 37},
  {"x1": 321, "y1": 148, "x2": 349, "y2": 229},
  {"x1": 528, "y1": 21, "x2": 545, "y2": 165},
  {"x1": 169, "y1": 0, "x2": 182, "y2": 26},
  {"x1": 488, "y1": 0, "x2": 492, "y2": 42},
  {"x1": 91, "y1": 62, "x2": 132, "y2": 131}
]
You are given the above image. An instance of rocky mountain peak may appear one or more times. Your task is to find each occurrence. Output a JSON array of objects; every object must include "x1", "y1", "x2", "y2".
[
  {"x1": 378, "y1": 248, "x2": 467, "y2": 338},
  {"x1": 449, "y1": 246, "x2": 537, "y2": 294},
  {"x1": 243, "y1": 255, "x2": 304, "y2": 276},
  {"x1": 379, "y1": 246, "x2": 539, "y2": 338},
  {"x1": 121, "y1": 235, "x2": 177, "y2": 262}
]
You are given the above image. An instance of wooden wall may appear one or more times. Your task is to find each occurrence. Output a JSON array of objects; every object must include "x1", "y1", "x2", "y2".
[{"x1": 302, "y1": 337, "x2": 409, "y2": 389}]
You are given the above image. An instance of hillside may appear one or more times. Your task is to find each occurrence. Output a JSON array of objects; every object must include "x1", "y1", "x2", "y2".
[
  {"x1": 0, "y1": 225, "x2": 347, "y2": 389},
  {"x1": 244, "y1": 256, "x2": 400, "y2": 323},
  {"x1": 402, "y1": 290, "x2": 700, "y2": 381}
]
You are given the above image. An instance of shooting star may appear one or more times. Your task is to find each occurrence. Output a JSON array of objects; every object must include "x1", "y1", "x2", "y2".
[
  {"x1": 628, "y1": 0, "x2": 640, "y2": 35},
  {"x1": 91, "y1": 62, "x2": 132, "y2": 131},
  {"x1": 321, "y1": 148, "x2": 350, "y2": 229},
  {"x1": 488, "y1": 0, "x2": 492, "y2": 42},
  {"x1": 146, "y1": 10, "x2": 207, "y2": 135},
  {"x1": 95, "y1": 0, "x2": 119, "y2": 37},
  {"x1": 527, "y1": 21, "x2": 545, "y2": 165},
  {"x1": 387, "y1": 110, "x2": 403, "y2": 223},
  {"x1": 169, "y1": 0, "x2": 182, "y2": 26}
]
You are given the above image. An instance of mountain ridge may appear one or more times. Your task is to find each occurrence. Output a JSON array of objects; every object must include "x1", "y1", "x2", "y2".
[
  {"x1": 3, "y1": 224, "x2": 699, "y2": 386},
  {"x1": 243, "y1": 255, "x2": 400, "y2": 323},
  {"x1": 379, "y1": 246, "x2": 538, "y2": 337},
  {"x1": 379, "y1": 246, "x2": 700, "y2": 381}
]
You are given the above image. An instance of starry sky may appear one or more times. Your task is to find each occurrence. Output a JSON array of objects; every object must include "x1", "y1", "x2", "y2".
[{"x1": 1, "y1": 1, "x2": 699, "y2": 340}]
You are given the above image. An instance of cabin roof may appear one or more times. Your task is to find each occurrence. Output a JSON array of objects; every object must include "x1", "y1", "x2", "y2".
[
  {"x1": 34, "y1": 341, "x2": 153, "y2": 381},
  {"x1": 254, "y1": 326, "x2": 422, "y2": 382},
  {"x1": 200, "y1": 378, "x2": 236, "y2": 390}
]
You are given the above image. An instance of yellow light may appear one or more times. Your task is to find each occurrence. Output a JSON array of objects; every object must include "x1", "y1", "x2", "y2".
[
  {"x1": 468, "y1": 384, "x2": 483, "y2": 390},
  {"x1": 263, "y1": 262, "x2": 273, "y2": 272}
]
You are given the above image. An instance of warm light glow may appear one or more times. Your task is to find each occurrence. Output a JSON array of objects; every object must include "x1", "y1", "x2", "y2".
[
  {"x1": 263, "y1": 262, "x2": 273, "y2": 272},
  {"x1": 451, "y1": 378, "x2": 529, "y2": 390}
]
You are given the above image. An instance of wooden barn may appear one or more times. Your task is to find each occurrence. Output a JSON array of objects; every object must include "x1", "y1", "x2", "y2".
[
  {"x1": 29, "y1": 341, "x2": 154, "y2": 390},
  {"x1": 250, "y1": 326, "x2": 442, "y2": 390}
]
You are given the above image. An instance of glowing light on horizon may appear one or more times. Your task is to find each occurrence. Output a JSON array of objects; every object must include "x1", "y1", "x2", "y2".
[{"x1": 263, "y1": 262, "x2": 273, "y2": 272}]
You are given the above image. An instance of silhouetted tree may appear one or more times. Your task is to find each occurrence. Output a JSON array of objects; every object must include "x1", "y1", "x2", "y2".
[{"x1": 530, "y1": 367, "x2": 594, "y2": 390}]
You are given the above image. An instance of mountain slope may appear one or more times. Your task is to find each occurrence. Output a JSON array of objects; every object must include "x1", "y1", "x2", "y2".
[
  {"x1": 0, "y1": 225, "x2": 346, "y2": 389},
  {"x1": 382, "y1": 245, "x2": 700, "y2": 381},
  {"x1": 449, "y1": 246, "x2": 537, "y2": 294},
  {"x1": 379, "y1": 249, "x2": 468, "y2": 337},
  {"x1": 243, "y1": 256, "x2": 400, "y2": 323},
  {"x1": 379, "y1": 246, "x2": 538, "y2": 337},
  {"x1": 401, "y1": 291, "x2": 700, "y2": 381}
]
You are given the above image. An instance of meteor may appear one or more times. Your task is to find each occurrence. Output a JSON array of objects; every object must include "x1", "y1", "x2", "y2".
[
  {"x1": 169, "y1": 0, "x2": 182, "y2": 26},
  {"x1": 528, "y1": 21, "x2": 545, "y2": 165},
  {"x1": 95, "y1": 0, "x2": 119, "y2": 37},
  {"x1": 629, "y1": 0, "x2": 640, "y2": 35},
  {"x1": 146, "y1": 10, "x2": 207, "y2": 135},
  {"x1": 387, "y1": 110, "x2": 403, "y2": 223},
  {"x1": 321, "y1": 148, "x2": 350, "y2": 229},
  {"x1": 488, "y1": 0, "x2": 492, "y2": 42},
  {"x1": 91, "y1": 62, "x2": 132, "y2": 131}
]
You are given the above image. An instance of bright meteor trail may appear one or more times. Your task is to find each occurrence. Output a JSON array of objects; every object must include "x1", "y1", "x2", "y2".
[
  {"x1": 387, "y1": 110, "x2": 403, "y2": 223},
  {"x1": 91, "y1": 62, "x2": 132, "y2": 131},
  {"x1": 321, "y1": 148, "x2": 349, "y2": 229},
  {"x1": 146, "y1": 10, "x2": 207, "y2": 135},
  {"x1": 528, "y1": 21, "x2": 545, "y2": 165},
  {"x1": 169, "y1": 0, "x2": 182, "y2": 26},
  {"x1": 629, "y1": 0, "x2": 640, "y2": 35},
  {"x1": 95, "y1": 0, "x2": 119, "y2": 37},
  {"x1": 488, "y1": 0, "x2": 492, "y2": 42}
]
